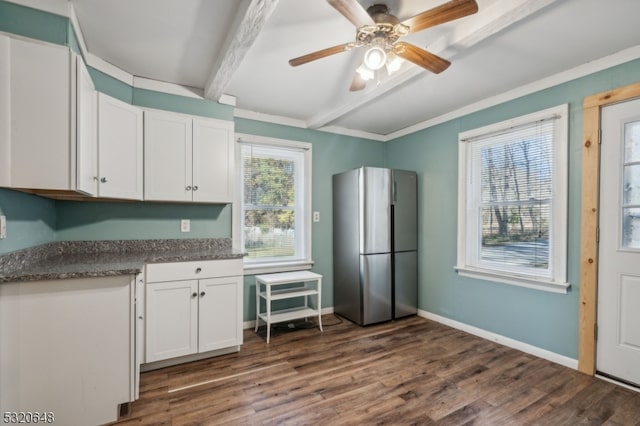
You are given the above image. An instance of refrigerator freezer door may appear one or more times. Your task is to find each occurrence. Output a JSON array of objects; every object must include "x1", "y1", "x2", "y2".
[
  {"x1": 360, "y1": 167, "x2": 391, "y2": 255},
  {"x1": 392, "y1": 170, "x2": 418, "y2": 252},
  {"x1": 394, "y1": 251, "x2": 418, "y2": 318},
  {"x1": 360, "y1": 253, "x2": 392, "y2": 325}
]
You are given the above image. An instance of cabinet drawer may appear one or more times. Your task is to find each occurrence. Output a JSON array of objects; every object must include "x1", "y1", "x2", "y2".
[{"x1": 146, "y1": 259, "x2": 242, "y2": 283}]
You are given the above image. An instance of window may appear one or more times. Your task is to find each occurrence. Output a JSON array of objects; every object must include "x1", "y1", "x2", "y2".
[
  {"x1": 456, "y1": 105, "x2": 569, "y2": 293},
  {"x1": 235, "y1": 134, "x2": 312, "y2": 272}
]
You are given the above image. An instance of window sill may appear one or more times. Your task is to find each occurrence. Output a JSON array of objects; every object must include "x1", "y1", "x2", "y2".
[
  {"x1": 454, "y1": 266, "x2": 570, "y2": 294},
  {"x1": 243, "y1": 260, "x2": 315, "y2": 275}
]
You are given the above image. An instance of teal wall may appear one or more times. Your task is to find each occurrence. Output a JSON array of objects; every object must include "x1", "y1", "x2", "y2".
[
  {"x1": 385, "y1": 58, "x2": 640, "y2": 359},
  {"x1": 0, "y1": 189, "x2": 56, "y2": 253}
]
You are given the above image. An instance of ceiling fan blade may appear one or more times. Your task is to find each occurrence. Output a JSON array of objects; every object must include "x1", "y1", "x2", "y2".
[
  {"x1": 401, "y1": 0, "x2": 478, "y2": 34},
  {"x1": 327, "y1": 0, "x2": 375, "y2": 27},
  {"x1": 289, "y1": 43, "x2": 355, "y2": 67},
  {"x1": 349, "y1": 71, "x2": 367, "y2": 91},
  {"x1": 393, "y1": 42, "x2": 451, "y2": 74}
]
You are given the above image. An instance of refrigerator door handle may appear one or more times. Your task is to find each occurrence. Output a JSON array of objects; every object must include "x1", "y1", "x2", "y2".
[{"x1": 392, "y1": 180, "x2": 397, "y2": 204}]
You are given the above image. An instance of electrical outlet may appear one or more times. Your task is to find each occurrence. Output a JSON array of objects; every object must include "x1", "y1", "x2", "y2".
[
  {"x1": 313, "y1": 211, "x2": 320, "y2": 222},
  {"x1": 180, "y1": 219, "x2": 190, "y2": 233},
  {"x1": 0, "y1": 215, "x2": 5, "y2": 239}
]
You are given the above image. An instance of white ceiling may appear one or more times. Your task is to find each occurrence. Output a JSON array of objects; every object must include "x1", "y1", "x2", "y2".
[{"x1": 68, "y1": 0, "x2": 640, "y2": 138}]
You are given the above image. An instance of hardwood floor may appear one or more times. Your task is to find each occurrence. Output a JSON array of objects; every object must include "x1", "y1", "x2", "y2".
[{"x1": 115, "y1": 315, "x2": 640, "y2": 425}]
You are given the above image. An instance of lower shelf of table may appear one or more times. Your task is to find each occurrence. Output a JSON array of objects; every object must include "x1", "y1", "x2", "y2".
[{"x1": 257, "y1": 306, "x2": 320, "y2": 325}]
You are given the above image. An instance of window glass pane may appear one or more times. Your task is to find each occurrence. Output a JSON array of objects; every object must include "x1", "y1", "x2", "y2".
[
  {"x1": 623, "y1": 164, "x2": 640, "y2": 206},
  {"x1": 480, "y1": 204, "x2": 550, "y2": 269},
  {"x1": 623, "y1": 207, "x2": 640, "y2": 249},
  {"x1": 474, "y1": 121, "x2": 553, "y2": 273},
  {"x1": 240, "y1": 143, "x2": 306, "y2": 262},
  {"x1": 624, "y1": 120, "x2": 640, "y2": 163},
  {"x1": 244, "y1": 208, "x2": 295, "y2": 258}
]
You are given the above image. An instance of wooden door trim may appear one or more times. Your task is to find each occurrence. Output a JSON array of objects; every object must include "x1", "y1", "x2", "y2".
[{"x1": 579, "y1": 81, "x2": 640, "y2": 374}]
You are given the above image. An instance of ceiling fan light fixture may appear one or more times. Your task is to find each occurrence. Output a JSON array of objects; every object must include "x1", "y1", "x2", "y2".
[
  {"x1": 363, "y1": 46, "x2": 387, "y2": 70},
  {"x1": 356, "y1": 64, "x2": 375, "y2": 81},
  {"x1": 385, "y1": 52, "x2": 403, "y2": 75}
]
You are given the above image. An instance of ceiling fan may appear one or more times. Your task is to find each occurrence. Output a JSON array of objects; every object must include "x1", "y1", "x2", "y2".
[{"x1": 288, "y1": 0, "x2": 479, "y2": 91}]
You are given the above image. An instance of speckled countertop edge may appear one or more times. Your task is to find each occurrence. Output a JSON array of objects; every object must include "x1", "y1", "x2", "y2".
[{"x1": 0, "y1": 238, "x2": 245, "y2": 284}]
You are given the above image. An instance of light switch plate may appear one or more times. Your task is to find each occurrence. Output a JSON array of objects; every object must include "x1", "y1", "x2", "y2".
[
  {"x1": 313, "y1": 211, "x2": 320, "y2": 222},
  {"x1": 180, "y1": 219, "x2": 190, "y2": 233},
  {"x1": 0, "y1": 215, "x2": 6, "y2": 239}
]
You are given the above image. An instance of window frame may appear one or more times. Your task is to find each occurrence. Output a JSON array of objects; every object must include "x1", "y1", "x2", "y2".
[
  {"x1": 455, "y1": 104, "x2": 570, "y2": 293},
  {"x1": 234, "y1": 133, "x2": 313, "y2": 274}
]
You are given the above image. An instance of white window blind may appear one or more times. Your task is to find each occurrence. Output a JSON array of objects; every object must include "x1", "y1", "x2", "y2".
[{"x1": 471, "y1": 119, "x2": 554, "y2": 275}]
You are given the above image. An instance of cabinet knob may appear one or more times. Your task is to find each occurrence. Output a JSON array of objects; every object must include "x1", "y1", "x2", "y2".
[
  {"x1": 100, "y1": 177, "x2": 108, "y2": 183},
  {"x1": 193, "y1": 185, "x2": 199, "y2": 191},
  {"x1": 200, "y1": 291, "x2": 206, "y2": 297},
  {"x1": 186, "y1": 186, "x2": 192, "y2": 191},
  {"x1": 138, "y1": 315, "x2": 143, "y2": 320},
  {"x1": 195, "y1": 267, "x2": 202, "y2": 274},
  {"x1": 191, "y1": 292, "x2": 198, "y2": 298}
]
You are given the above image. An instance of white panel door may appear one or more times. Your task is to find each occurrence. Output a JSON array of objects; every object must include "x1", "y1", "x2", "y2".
[
  {"x1": 98, "y1": 93, "x2": 143, "y2": 199},
  {"x1": 198, "y1": 276, "x2": 242, "y2": 352},
  {"x1": 192, "y1": 118, "x2": 234, "y2": 203},
  {"x1": 145, "y1": 280, "x2": 198, "y2": 362},
  {"x1": 597, "y1": 98, "x2": 640, "y2": 387},
  {"x1": 144, "y1": 110, "x2": 192, "y2": 201}
]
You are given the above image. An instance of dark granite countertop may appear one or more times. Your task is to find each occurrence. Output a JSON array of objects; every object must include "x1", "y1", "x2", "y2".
[{"x1": 0, "y1": 239, "x2": 245, "y2": 283}]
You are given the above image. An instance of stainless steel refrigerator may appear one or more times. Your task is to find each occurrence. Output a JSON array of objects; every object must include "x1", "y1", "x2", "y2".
[{"x1": 332, "y1": 166, "x2": 418, "y2": 325}]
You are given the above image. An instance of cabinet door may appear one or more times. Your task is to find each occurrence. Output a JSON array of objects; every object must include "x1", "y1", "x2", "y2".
[
  {"x1": 0, "y1": 35, "x2": 9, "y2": 186},
  {"x1": 76, "y1": 56, "x2": 98, "y2": 196},
  {"x1": 0, "y1": 276, "x2": 133, "y2": 426},
  {"x1": 144, "y1": 110, "x2": 192, "y2": 201},
  {"x1": 192, "y1": 118, "x2": 234, "y2": 203},
  {"x1": 145, "y1": 280, "x2": 198, "y2": 362},
  {"x1": 198, "y1": 276, "x2": 243, "y2": 352},
  {"x1": 10, "y1": 38, "x2": 72, "y2": 190},
  {"x1": 98, "y1": 94, "x2": 143, "y2": 200}
]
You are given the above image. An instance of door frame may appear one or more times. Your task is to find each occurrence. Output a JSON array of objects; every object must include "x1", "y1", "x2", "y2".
[{"x1": 579, "y1": 81, "x2": 640, "y2": 374}]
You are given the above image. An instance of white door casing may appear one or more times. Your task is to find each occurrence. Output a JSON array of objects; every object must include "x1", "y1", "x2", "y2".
[{"x1": 597, "y1": 97, "x2": 640, "y2": 387}]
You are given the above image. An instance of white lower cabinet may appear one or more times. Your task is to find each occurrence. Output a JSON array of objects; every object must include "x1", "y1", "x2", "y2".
[
  {"x1": 145, "y1": 259, "x2": 243, "y2": 364},
  {"x1": 0, "y1": 275, "x2": 136, "y2": 426}
]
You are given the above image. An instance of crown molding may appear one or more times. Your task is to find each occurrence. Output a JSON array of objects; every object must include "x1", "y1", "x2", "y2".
[{"x1": 387, "y1": 43, "x2": 640, "y2": 140}]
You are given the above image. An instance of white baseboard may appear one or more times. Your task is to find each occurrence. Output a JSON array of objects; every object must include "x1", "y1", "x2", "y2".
[
  {"x1": 243, "y1": 306, "x2": 334, "y2": 330},
  {"x1": 418, "y1": 309, "x2": 578, "y2": 370}
]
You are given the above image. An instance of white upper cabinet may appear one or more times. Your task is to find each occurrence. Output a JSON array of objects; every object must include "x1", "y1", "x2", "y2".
[
  {"x1": 5, "y1": 38, "x2": 97, "y2": 195},
  {"x1": 144, "y1": 110, "x2": 234, "y2": 203},
  {"x1": 192, "y1": 118, "x2": 234, "y2": 203},
  {"x1": 76, "y1": 57, "x2": 98, "y2": 196},
  {"x1": 144, "y1": 110, "x2": 193, "y2": 202},
  {"x1": 0, "y1": 35, "x2": 10, "y2": 187},
  {"x1": 97, "y1": 93, "x2": 143, "y2": 200}
]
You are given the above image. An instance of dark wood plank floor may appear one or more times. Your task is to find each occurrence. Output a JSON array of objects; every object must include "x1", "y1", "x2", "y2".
[{"x1": 114, "y1": 315, "x2": 640, "y2": 425}]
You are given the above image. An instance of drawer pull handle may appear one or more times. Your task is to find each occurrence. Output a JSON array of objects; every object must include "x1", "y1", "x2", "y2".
[
  {"x1": 195, "y1": 267, "x2": 202, "y2": 273},
  {"x1": 191, "y1": 292, "x2": 198, "y2": 298},
  {"x1": 200, "y1": 291, "x2": 206, "y2": 297}
]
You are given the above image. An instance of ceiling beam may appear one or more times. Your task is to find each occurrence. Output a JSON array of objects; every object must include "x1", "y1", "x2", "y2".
[
  {"x1": 204, "y1": 0, "x2": 279, "y2": 102},
  {"x1": 308, "y1": 0, "x2": 559, "y2": 130}
]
